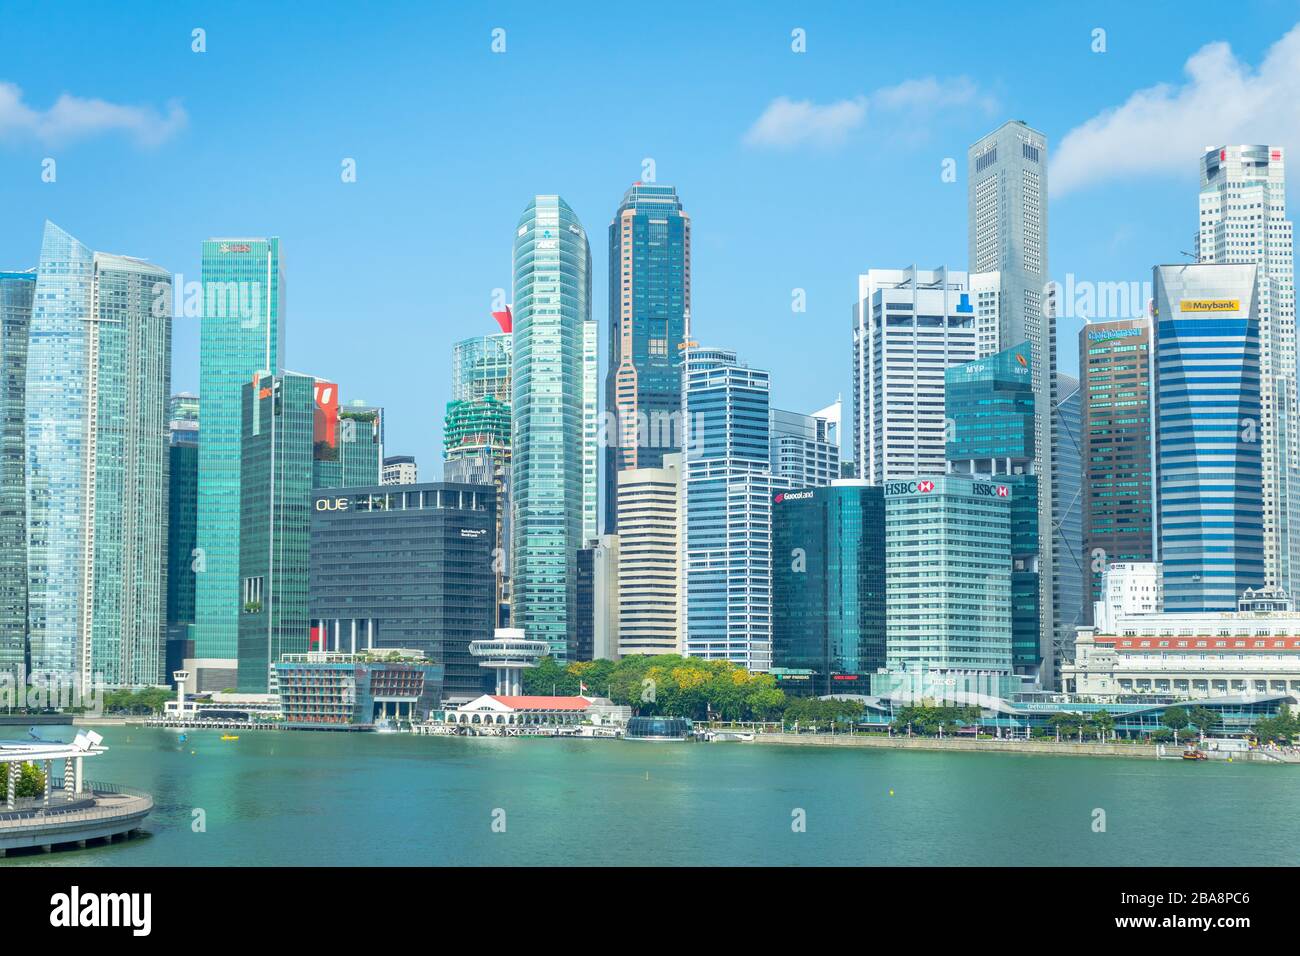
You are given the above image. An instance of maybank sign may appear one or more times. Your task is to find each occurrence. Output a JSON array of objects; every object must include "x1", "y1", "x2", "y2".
[{"x1": 1179, "y1": 299, "x2": 1240, "y2": 313}]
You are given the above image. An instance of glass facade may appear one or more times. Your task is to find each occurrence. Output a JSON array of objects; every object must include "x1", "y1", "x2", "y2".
[
  {"x1": 0, "y1": 271, "x2": 34, "y2": 675},
  {"x1": 510, "y1": 196, "x2": 592, "y2": 660},
  {"x1": 945, "y1": 342, "x2": 1041, "y2": 675},
  {"x1": 1052, "y1": 373, "x2": 1085, "y2": 666},
  {"x1": 604, "y1": 184, "x2": 690, "y2": 533},
  {"x1": 772, "y1": 482, "x2": 886, "y2": 695},
  {"x1": 26, "y1": 223, "x2": 171, "y2": 687},
  {"x1": 451, "y1": 333, "x2": 512, "y2": 402},
  {"x1": 309, "y1": 483, "x2": 496, "y2": 700},
  {"x1": 167, "y1": 395, "x2": 200, "y2": 633},
  {"x1": 196, "y1": 237, "x2": 284, "y2": 661},
  {"x1": 1153, "y1": 263, "x2": 1265, "y2": 611}
]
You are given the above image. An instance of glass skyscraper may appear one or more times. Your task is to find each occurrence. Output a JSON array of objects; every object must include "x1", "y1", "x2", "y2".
[
  {"x1": 26, "y1": 222, "x2": 172, "y2": 687},
  {"x1": 1052, "y1": 373, "x2": 1085, "y2": 662},
  {"x1": 195, "y1": 237, "x2": 284, "y2": 662},
  {"x1": 945, "y1": 342, "x2": 1041, "y2": 676},
  {"x1": 1153, "y1": 263, "x2": 1265, "y2": 611},
  {"x1": 604, "y1": 184, "x2": 691, "y2": 533},
  {"x1": 510, "y1": 195, "x2": 593, "y2": 660},
  {"x1": 772, "y1": 481, "x2": 886, "y2": 695},
  {"x1": 0, "y1": 270, "x2": 35, "y2": 675},
  {"x1": 167, "y1": 393, "x2": 200, "y2": 637}
]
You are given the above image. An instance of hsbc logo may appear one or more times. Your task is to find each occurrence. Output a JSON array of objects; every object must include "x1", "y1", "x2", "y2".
[
  {"x1": 885, "y1": 480, "x2": 935, "y2": 496},
  {"x1": 918, "y1": 480, "x2": 934, "y2": 493},
  {"x1": 972, "y1": 482, "x2": 1011, "y2": 499}
]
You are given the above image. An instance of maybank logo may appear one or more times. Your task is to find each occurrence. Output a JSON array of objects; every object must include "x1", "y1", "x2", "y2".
[
  {"x1": 775, "y1": 491, "x2": 815, "y2": 503},
  {"x1": 1179, "y1": 298, "x2": 1240, "y2": 313}
]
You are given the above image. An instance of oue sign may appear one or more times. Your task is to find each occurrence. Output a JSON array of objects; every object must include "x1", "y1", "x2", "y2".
[{"x1": 315, "y1": 497, "x2": 349, "y2": 512}]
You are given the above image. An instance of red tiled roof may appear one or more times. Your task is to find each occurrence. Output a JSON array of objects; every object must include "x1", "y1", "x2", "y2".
[{"x1": 491, "y1": 695, "x2": 591, "y2": 711}]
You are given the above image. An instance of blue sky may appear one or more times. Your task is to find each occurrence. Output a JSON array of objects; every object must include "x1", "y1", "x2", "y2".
[{"x1": 2, "y1": 0, "x2": 1298, "y2": 470}]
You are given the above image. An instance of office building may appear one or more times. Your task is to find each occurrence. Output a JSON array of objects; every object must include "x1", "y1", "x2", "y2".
[
  {"x1": 945, "y1": 343, "x2": 1042, "y2": 677},
  {"x1": 604, "y1": 184, "x2": 691, "y2": 533},
  {"x1": 851, "y1": 267, "x2": 978, "y2": 484},
  {"x1": 883, "y1": 475, "x2": 1014, "y2": 694},
  {"x1": 382, "y1": 455, "x2": 418, "y2": 485},
  {"x1": 275, "y1": 651, "x2": 443, "y2": 726},
  {"x1": 1052, "y1": 372, "x2": 1085, "y2": 679},
  {"x1": 510, "y1": 195, "x2": 593, "y2": 660},
  {"x1": 195, "y1": 237, "x2": 284, "y2": 662},
  {"x1": 770, "y1": 403, "x2": 840, "y2": 488},
  {"x1": 574, "y1": 535, "x2": 619, "y2": 662},
  {"x1": 167, "y1": 393, "x2": 200, "y2": 644},
  {"x1": 311, "y1": 388, "x2": 382, "y2": 489},
  {"x1": 772, "y1": 481, "x2": 886, "y2": 696},
  {"x1": 309, "y1": 483, "x2": 497, "y2": 701},
  {"x1": 25, "y1": 223, "x2": 171, "y2": 687},
  {"x1": 1152, "y1": 264, "x2": 1264, "y2": 611},
  {"x1": 452, "y1": 332, "x2": 512, "y2": 403},
  {"x1": 1196, "y1": 145, "x2": 1295, "y2": 595},
  {"x1": 0, "y1": 270, "x2": 34, "y2": 675},
  {"x1": 682, "y1": 347, "x2": 784, "y2": 670},
  {"x1": 616, "y1": 453, "x2": 682, "y2": 657},
  {"x1": 1080, "y1": 319, "x2": 1155, "y2": 618},
  {"x1": 968, "y1": 120, "x2": 1057, "y2": 683}
]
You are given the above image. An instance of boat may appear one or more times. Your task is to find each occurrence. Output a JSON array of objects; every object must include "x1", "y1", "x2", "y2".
[
  {"x1": 220, "y1": 734, "x2": 240, "y2": 741},
  {"x1": 373, "y1": 718, "x2": 398, "y2": 734},
  {"x1": 1181, "y1": 748, "x2": 1208, "y2": 761}
]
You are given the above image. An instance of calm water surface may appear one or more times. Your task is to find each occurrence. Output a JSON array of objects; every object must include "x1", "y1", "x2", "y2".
[{"x1": 3, "y1": 726, "x2": 1295, "y2": 866}]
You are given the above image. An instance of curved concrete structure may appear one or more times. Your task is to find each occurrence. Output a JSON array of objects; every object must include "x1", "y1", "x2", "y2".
[{"x1": 0, "y1": 784, "x2": 153, "y2": 853}]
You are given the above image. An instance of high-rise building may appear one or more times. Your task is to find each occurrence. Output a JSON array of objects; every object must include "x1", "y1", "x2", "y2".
[
  {"x1": 852, "y1": 267, "x2": 979, "y2": 484},
  {"x1": 616, "y1": 453, "x2": 682, "y2": 657},
  {"x1": 311, "y1": 389, "x2": 383, "y2": 489},
  {"x1": 1052, "y1": 372, "x2": 1084, "y2": 680},
  {"x1": 945, "y1": 343, "x2": 1041, "y2": 677},
  {"x1": 25, "y1": 222, "x2": 171, "y2": 687},
  {"x1": 1079, "y1": 319, "x2": 1155, "y2": 620},
  {"x1": 0, "y1": 270, "x2": 34, "y2": 676},
  {"x1": 167, "y1": 393, "x2": 200, "y2": 640},
  {"x1": 770, "y1": 403, "x2": 840, "y2": 488},
  {"x1": 772, "y1": 480, "x2": 886, "y2": 696},
  {"x1": 510, "y1": 195, "x2": 593, "y2": 660},
  {"x1": 309, "y1": 482, "x2": 497, "y2": 701},
  {"x1": 968, "y1": 120, "x2": 1056, "y2": 683},
  {"x1": 883, "y1": 474, "x2": 1014, "y2": 692},
  {"x1": 195, "y1": 237, "x2": 284, "y2": 662},
  {"x1": 237, "y1": 372, "x2": 315, "y2": 692},
  {"x1": 451, "y1": 332, "x2": 512, "y2": 402},
  {"x1": 1152, "y1": 263, "x2": 1264, "y2": 611},
  {"x1": 682, "y1": 347, "x2": 784, "y2": 670},
  {"x1": 382, "y1": 455, "x2": 418, "y2": 485},
  {"x1": 604, "y1": 184, "x2": 691, "y2": 533},
  {"x1": 1196, "y1": 145, "x2": 1295, "y2": 596}
]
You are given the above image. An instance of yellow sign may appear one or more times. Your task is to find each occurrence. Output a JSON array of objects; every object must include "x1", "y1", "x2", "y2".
[{"x1": 1180, "y1": 299, "x2": 1240, "y2": 313}]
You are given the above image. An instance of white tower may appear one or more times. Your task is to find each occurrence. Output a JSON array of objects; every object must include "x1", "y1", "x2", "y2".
[{"x1": 468, "y1": 628, "x2": 548, "y2": 696}]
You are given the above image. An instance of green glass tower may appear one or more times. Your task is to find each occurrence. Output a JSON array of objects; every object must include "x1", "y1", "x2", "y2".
[
  {"x1": 196, "y1": 237, "x2": 284, "y2": 662},
  {"x1": 167, "y1": 394, "x2": 200, "y2": 637},
  {"x1": 511, "y1": 195, "x2": 592, "y2": 659},
  {"x1": 0, "y1": 270, "x2": 35, "y2": 676}
]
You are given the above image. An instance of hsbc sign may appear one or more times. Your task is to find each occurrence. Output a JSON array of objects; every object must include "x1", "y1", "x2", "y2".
[
  {"x1": 972, "y1": 482, "x2": 1011, "y2": 499},
  {"x1": 885, "y1": 479, "x2": 935, "y2": 496}
]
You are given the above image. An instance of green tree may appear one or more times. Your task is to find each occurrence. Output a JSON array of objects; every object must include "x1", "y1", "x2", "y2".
[
  {"x1": 1093, "y1": 709, "x2": 1115, "y2": 742},
  {"x1": 1188, "y1": 706, "x2": 1218, "y2": 741},
  {"x1": 13, "y1": 761, "x2": 45, "y2": 798},
  {"x1": 1162, "y1": 706, "x2": 1189, "y2": 742}
]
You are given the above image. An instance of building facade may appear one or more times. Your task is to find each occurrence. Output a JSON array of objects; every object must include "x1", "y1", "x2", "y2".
[
  {"x1": 1152, "y1": 263, "x2": 1264, "y2": 611},
  {"x1": 195, "y1": 237, "x2": 284, "y2": 661},
  {"x1": 682, "y1": 347, "x2": 783, "y2": 670},
  {"x1": 772, "y1": 481, "x2": 886, "y2": 696},
  {"x1": 770, "y1": 404, "x2": 840, "y2": 489},
  {"x1": 604, "y1": 184, "x2": 691, "y2": 533},
  {"x1": 382, "y1": 455, "x2": 418, "y2": 485},
  {"x1": 311, "y1": 388, "x2": 383, "y2": 489},
  {"x1": 167, "y1": 393, "x2": 200, "y2": 643},
  {"x1": 510, "y1": 195, "x2": 593, "y2": 660},
  {"x1": 0, "y1": 270, "x2": 34, "y2": 676},
  {"x1": 25, "y1": 222, "x2": 171, "y2": 687},
  {"x1": 275, "y1": 652, "x2": 443, "y2": 726},
  {"x1": 309, "y1": 483, "x2": 496, "y2": 701},
  {"x1": 616, "y1": 453, "x2": 681, "y2": 657},
  {"x1": 1052, "y1": 372, "x2": 1085, "y2": 683},
  {"x1": 1079, "y1": 319, "x2": 1154, "y2": 619},
  {"x1": 852, "y1": 267, "x2": 978, "y2": 484},
  {"x1": 1196, "y1": 145, "x2": 1295, "y2": 597}
]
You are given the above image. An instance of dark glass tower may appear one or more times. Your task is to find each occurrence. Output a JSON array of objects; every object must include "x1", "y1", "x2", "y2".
[
  {"x1": 604, "y1": 184, "x2": 690, "y2": 533},
  {"x1": 945, "y1": 342, "x2": 1042, "y2": 676},
  {"x1": 0, "y1": 271, "x2": 34, "y2": 677},
  {"x1": 772, "y1": 482, "x2": 886, "y2": 696}
]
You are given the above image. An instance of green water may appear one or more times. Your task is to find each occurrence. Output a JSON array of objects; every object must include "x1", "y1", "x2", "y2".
[{"x1": 3, "y1": 726, "x2": 1296, "y2": 866}]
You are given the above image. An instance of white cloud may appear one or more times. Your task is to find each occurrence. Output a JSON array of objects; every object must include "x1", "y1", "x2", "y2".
[
  {"x1": 0, "y1": 81, "x2": 187, "y2": 147},
  {"x1": 1053, "y1": 24, "x2": 1300, "y2": 196},
  {"x1": 744, "y1": 77, "x2": 992, "y2": 150}
]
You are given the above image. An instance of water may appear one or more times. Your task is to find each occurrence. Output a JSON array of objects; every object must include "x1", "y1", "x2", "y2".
[{"x1": 4, "y1": 726, "x2": 1296, "y2": 866}]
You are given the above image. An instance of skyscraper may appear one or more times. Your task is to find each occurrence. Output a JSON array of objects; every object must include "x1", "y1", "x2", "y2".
[
  {"x1": 770, "y1": 403, "x2": 840, "y2": 489},
  {"x1": 195, "y1": 237, "x2": 284, "y2": 662},
  {"x1": 682, "y1": 346, "x2": 783, "y2": 671},
  {"x1": 1079, "y1": 319, "x2": 1155, "y2": 620},
  {"x1": 945, "y1": 343, "x2": 1042, "y2": 677},
  {"x1": 1196, "y1": 145, "x2": 1295, "y2": 596},
  {"x1": 166, "y1": 393, "x2": 200, "y2": 642},
  {"x1": 1052, "y1": 373, "x2": 1084, "y2": 675},
  {"x1": 968, "y1": 120, "x2": 1056, "y2": 683},
  {"x1": 1152, "y1": 263, "x2": 1264, "y2": 611},
  {"x1": 0, "y1": 270, "x2": 34, "y2": 676},
  {"x1": 311, "y1": 389, "x2": 383, "y2": 489},
  {"x1": 510, "y1": 195, "x2": 592, "y2": 660},
  {"x1": 852, "y1": 267, "x2": 978, "y2": 484},
  {"x1": 772, "y1": 481, "x2": 886, "y2": 696},
  {"x1": 25, "y1": 222, "x2": 171, "y2": 687},
  {"x1": 604, "y1": 184, "x2": 691, "y2": 533},
  {"x1": 616, "y1": 453, "x2": 682, "y2": 657},
  {"x1": 382, "y1": 455, "x2": 418, "y2": 485}
]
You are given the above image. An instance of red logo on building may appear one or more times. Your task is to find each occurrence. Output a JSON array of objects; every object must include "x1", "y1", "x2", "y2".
[
  {"x1": 917, "y1": 480, "x2": 934, "y2": 493},
  {"x1": 997, "y1": 485, "x2": 1009, "y2": 497}
]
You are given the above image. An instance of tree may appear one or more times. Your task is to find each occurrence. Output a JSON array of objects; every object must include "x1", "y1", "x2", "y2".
[
  {"x1": 13, "y1": 761, "x2": 45, "y2": 799},
  {"x1": 1188, "y1": 706, "x2": 1218, "y2": 742},
  {"x1": 1162, "y1": 706, "x2": 1189, "y2": 742},
  {"x1": 1253, "y1": 707, "x2": 1299, "y2": 745},
  {"x1": 1093, "y1": 710, "x2": 1115, "y2": 742}
]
